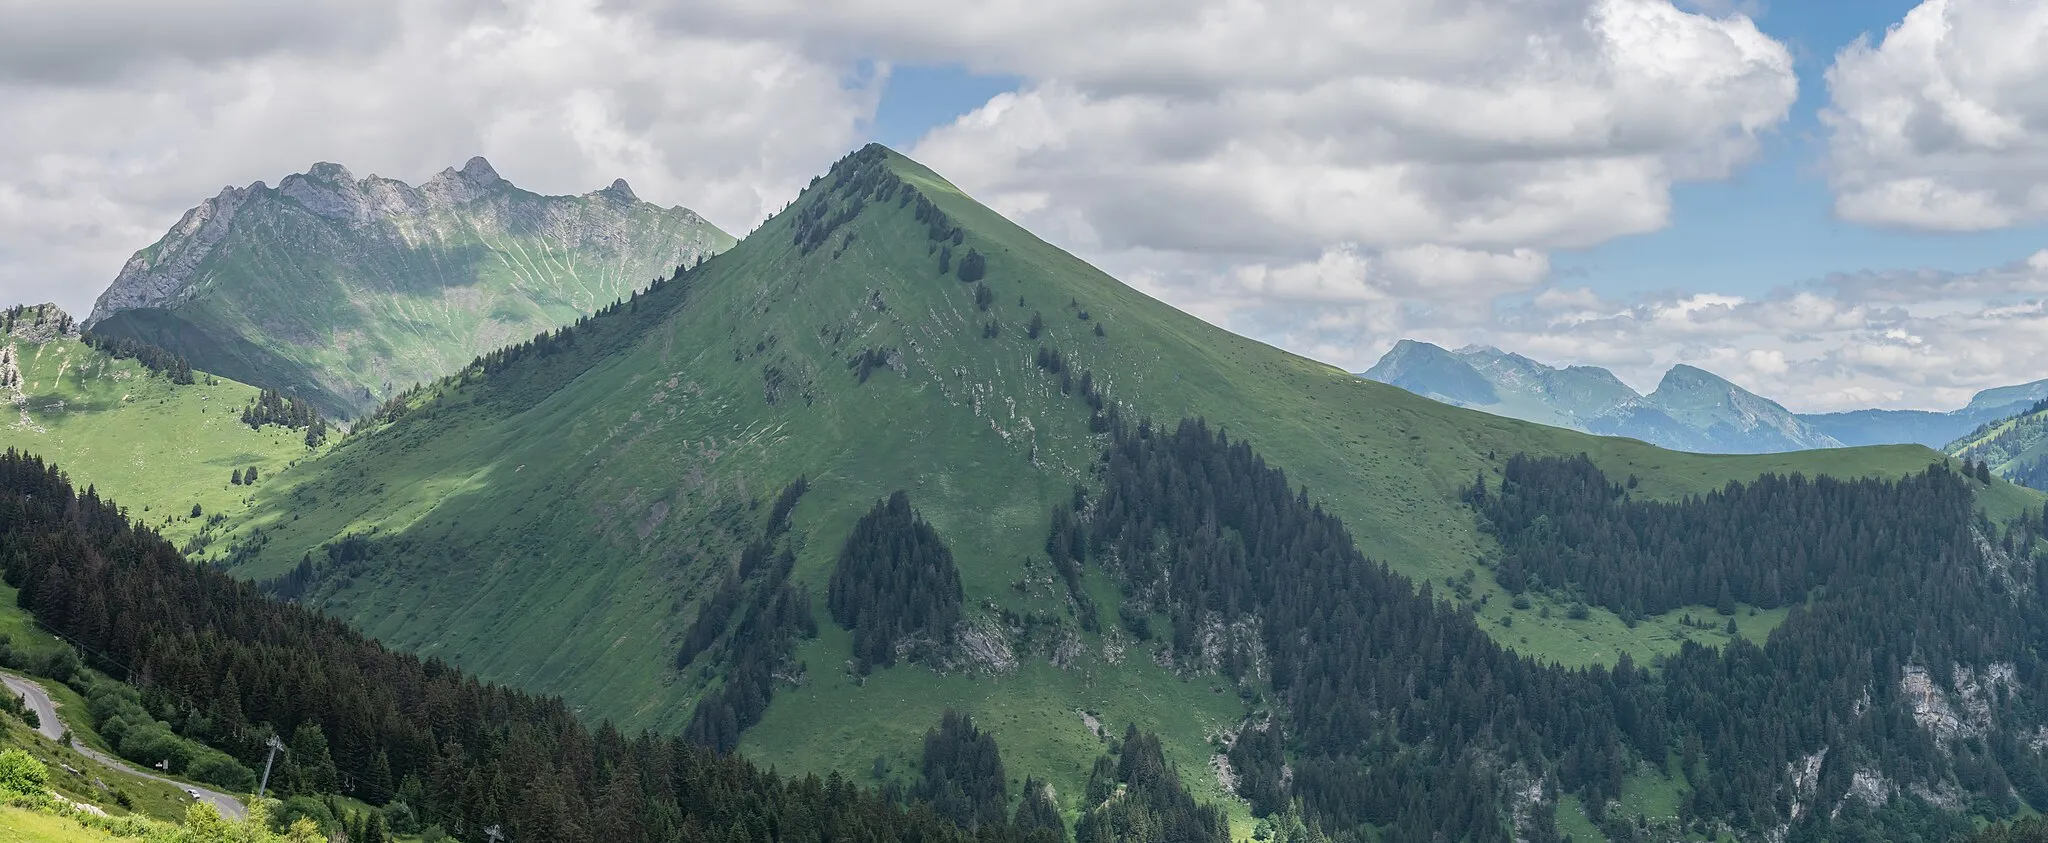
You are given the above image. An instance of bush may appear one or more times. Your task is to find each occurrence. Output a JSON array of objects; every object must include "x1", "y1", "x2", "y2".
[
  {"x1": 34, "y1": 647, "x2": 78, "y2": 683},
  {"x1": 382, "y1": 800, "x2": 422, "y2": 835},
  {"x1": 118, "y1": 722, "x2": 194, "y2": 772},
  {"x1": 0, "y1": 748, "x2": 49, "y2": 795},
  {"x1": 279, "y1": 795, "x2": 336, "y2": 832},
  {"x1": 189, "y1": 754, "x2": 257, "y2": 792}
]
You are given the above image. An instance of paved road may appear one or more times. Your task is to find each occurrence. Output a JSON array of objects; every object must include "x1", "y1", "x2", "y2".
[{"x1": 3, "y1": 671, "x2": 247, "y2": 820}]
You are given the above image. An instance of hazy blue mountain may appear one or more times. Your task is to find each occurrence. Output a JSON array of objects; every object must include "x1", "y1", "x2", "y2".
[
  {"x1": 1360, "y1": 341, "x2": 2048, "y2": 453},
  {"x1": 1643, "y1": 364, "x2": 1842, "y2": 451},
  {"x1": 1363, "y1": 340, "x2": 1638, "y2": 431},
  {"x1": 1798, "y1": 380, "x2": 2048, "y2": 447}
]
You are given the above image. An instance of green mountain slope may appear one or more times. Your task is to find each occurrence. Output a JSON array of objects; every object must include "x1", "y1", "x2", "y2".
[
  {"x1": 1952, "y1": 398, "x2": 2048, "y2": 490},
  {"x1": 0, "y1": 304, "x2": 317, "y2": 549},
  {"x1": 84, "y1": 159, "x2": 735, "y2": 419},
  {"x1": 211, "y1": 146, "x2": 2033, "y2": 831}
]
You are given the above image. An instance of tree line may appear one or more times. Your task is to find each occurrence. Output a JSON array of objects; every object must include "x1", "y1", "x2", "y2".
[
  {"x1": 1064, "y1": 411, "x2": 2048, "y2": 840},
  {"x1": 679, "y1": 477, "x2": 820, "y2": 753},
  {"x1": 0, "y1": 449, "x2": 1056, "y2": 843},
  {"x1": 80, "y1": 332, "x2": 195, "y2": 384}
]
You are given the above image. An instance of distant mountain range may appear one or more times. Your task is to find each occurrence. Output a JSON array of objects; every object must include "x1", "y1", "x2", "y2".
[
  {"x1": 83, "y1": 157, "x2": 735, "y2": 418},
  {"x1": 1362, "y1": 339, "x2": 2048, "y2": 454}
]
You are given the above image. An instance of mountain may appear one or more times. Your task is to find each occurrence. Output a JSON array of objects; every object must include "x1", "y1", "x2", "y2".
[
  {"x1": 1364, "y1": 340, "x2": 2048, "y2": 452},
  {"x1": 1363, "y1": 340, "x2": 1637, "y2": 429},
  {"x1": 1639, "y1": 363, "x2": 1844, "y2": 451},
  {"x1": 1808, "y1": 379, "x2": 2048, "y2": 448},
  {"x1": 183, "y1": 144, "x2": 2048, "y2": 840},
  {"x1": 82, "y1": 158, "x2": 736, "y2": 419},
  {"x1": 1950, "y1": 398, "x2": 2048, "y2": 491},
  {"x1": 1, "y1": 451, "x2": 1071, "y2": 843},
  {"x1": 1362, "y1": 341, "x2": 1844, "y2": 452},
  {"x1": 0, "y1": 303, "x2": 315, "y2": 549}
]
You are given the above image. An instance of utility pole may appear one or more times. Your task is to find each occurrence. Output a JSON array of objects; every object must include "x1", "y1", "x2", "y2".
[{"x1": 256, "y1": 734, "x2": 288, "y2": 800}]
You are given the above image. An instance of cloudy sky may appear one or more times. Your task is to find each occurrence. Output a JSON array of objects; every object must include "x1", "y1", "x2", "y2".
[{"x1": 3, "y1": 0, "x2": 2047, "y2": 412}]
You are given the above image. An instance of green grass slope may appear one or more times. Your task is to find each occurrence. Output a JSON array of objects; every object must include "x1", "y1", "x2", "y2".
[
  {"x1": 214, "y1": 146, "x2": 2016, "y2": 822},
  {"x1": 0, "y1": 310, "x2": 320, "y2": 549},
  {"x1": 1952, "y1": 399, "x2": 2048, "y2": 491},
  {"x1": 87, "y1": 160, "x2": 736, "y2": 419}
]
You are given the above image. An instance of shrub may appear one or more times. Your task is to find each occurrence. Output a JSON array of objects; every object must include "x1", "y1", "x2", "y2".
[
  {"x1": 189, "y1": 754, "x2": 257, "y2": 792},
  {"x1": 0, "y1": 748, "x2": 49, "y2": 795}
]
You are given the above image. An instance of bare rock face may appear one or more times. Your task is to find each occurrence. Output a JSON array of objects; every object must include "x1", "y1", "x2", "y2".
[
  {"x1": 87, "y1": 157, "x2": 697, "y2": 329},
  {"x1": 81, "y1": 158, "x2": 736, "y2": 417},
  {"x1": 90, "y1": 184, "x2": 258, "y2": 320}
]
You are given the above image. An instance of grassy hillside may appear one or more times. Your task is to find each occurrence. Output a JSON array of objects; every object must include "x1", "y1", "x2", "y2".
[
  {"x1": 213, "y1": 145, "x2": 2038, "y2": 825},
  {"x1": 0, "y1": 319, "x2": 320, "y2": 549},
  {"x1": 1952, "y1": 399, "x2": 2048, "y2": 491},
  {"x1": 0, "y1": 807, "x2": 123, "y2": 843},
  {"x1": 89, "y1": 160, "x2": 736, "y2": 419}
]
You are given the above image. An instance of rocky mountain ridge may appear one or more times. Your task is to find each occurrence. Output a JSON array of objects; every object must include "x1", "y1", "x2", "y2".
[{"x1": 81, "y1": 157, "x2": 736, "y2": 417}]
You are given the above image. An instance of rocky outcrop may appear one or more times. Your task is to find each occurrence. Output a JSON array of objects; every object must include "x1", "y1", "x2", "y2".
[
  {"x1": 3, "y1": 304, "x2": 79, "y2": 345},
  {"x1": 90, "y1": 185, "x2": 257, "y2": 319},
  {"x1": 1900, "y1": 661, "x2": 2017, "y2": 742}
]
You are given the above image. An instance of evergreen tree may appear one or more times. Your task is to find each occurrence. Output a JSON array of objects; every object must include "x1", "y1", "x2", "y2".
[
  {"x1": 826, "y1": 491, "x2": 964, "y2": 673},
  {"x1": 918, "y1": 711, "x2": 1008, "y2": 830}
]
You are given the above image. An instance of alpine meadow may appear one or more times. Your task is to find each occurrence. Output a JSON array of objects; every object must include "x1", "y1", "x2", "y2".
[{"x1": 8, "y1": 4, "x2": 2048, "y2": 842}]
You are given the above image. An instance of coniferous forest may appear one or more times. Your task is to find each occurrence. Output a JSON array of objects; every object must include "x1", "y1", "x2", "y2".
[
  {"x1": 827, "y1": 491, "x2": 966, "y2": 674},
  {"x1": 0, "y1": 451, "x2": 1040, "y2": 843},
  {"x1": 1071, "y1": 414, "x2": 2048, "y2": 841},
  {"x1": 79, "y1": 331, "x2": 195, "y2": 384}
]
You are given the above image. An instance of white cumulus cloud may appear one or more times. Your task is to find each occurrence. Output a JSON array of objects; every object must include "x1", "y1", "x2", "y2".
[
  {"x1": 0, "y1": 0, "x2": 880, "y2": 317},
  {"x1": 1824, "y1": 0, "x2": 2048, "y2": 229}
]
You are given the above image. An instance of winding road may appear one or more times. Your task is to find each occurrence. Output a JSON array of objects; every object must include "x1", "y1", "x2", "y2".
[{"x1": 3, "y1": 671, "x2": 247, "y2": 820}]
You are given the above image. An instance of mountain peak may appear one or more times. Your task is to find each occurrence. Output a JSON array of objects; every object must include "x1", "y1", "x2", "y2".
[
  {"x1": 419, "y1": 157, "x2": 507, "y2": 206},
  {"x1": 1656, "y1": 363, "x2": 1732, "y2": 392},
  {"x1": 305, "y1": 161, "x2": 357, "y2": 184},
  {"x1": 598, "y1": 178, "x2": 638, "y2": 202},
  {"x1": 84, "y1": 156, "x2": 736, "y2": 414},
  {"x1": 459, "y1": 156, "x2": 501, "y2": 186}
]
